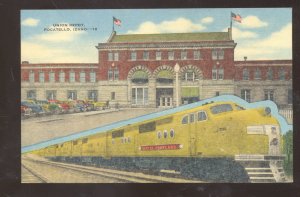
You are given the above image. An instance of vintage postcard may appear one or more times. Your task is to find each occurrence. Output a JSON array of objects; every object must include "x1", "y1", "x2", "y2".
[{"x1": 20, "y1": 8, "x2": 293, "y2": 183}]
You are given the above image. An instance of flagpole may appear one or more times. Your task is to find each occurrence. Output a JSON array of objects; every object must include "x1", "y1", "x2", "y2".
[
  {"x1": 230, "y1": 12, "x2": 232, "y2": 29},
  {"x1": 112, "y1": 17, "x2": 115, "y2": 32}
]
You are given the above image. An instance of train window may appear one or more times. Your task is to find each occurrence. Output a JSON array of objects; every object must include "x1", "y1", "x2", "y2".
[
  {"x1": 190, "y1": 114, "x2": 195, "y2": 123},
  {"x1": 82, "y1": 138, "x2": 88, "y2": 144},
  {"x1": 128, "y1": 137, "x2": 131, "y2": 143},
  {"x1": 164, "y1": 130, "x2": 168, "y2": 138},
  {"x1": 112, "y1": 129, "x2": 124, "y2": 138},
  {"x1": 124, "y1": 137, "x2": 127, "y2": 143},
  {"x1": 198, "y1": 111, "x2": 207, "y2": 121},
  {"x1": 210, "y1": 104, "x2": 233, "y2": 114},
  {"x1": 182, "y1": 115, "x2": 188, "y2": 124},
  {"x1": 170, "y1": 129, "x2": 175, "y2": 138},
  {"x1": 157, "y1": 131, "x2": 162, "y2": 139},
  {"x1": 139, "y1": 121, "x2": 156, "y2": 133}
]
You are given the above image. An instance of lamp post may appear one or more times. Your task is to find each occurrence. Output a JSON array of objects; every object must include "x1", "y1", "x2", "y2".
[{"x1": 174, "y1": 63, "x2": 180, "y2": 107}]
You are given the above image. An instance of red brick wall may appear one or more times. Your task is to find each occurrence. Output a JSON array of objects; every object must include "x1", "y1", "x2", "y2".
[{"x1": 98, "y1": 48, "x2": 236, "y2": 80}]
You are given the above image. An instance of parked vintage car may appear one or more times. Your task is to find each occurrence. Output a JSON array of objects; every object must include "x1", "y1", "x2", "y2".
[
  {"x1": 91, "y1": 100, "x2": 109, "y2": 110},
  {"x1": 21, "y1": 104, "x2": 32, "y2": 117},
  {"x1": 21, "y1": 101, "x2": 44, "y2": 116},
  {"x1": 47, "y1": 99, "x2": 63, "y2": 114},
  {"x1": 35, "y1": 100, "x2": 51, "y2": 114}
]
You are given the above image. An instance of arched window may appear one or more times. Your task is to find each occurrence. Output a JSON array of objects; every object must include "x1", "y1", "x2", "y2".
[
  {"x1": 242, "y1": 68, "x2": 249, "y2": 80},
  {"x1": 183, "y1": 69, "x2": 195, "y2": 81},
  {"x1": 156, "y1": 70, "x2": 173, "y2": 83},
  {"x1": 131, "y1": 70, "x2": 148, "y2": 84}
]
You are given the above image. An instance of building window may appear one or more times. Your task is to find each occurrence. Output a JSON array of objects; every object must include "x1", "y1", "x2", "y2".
[
  {"x1": 156, "y1": 51, "x2": 161, "y2": 60},
  {"x1": 69, "y1": 71, "x2": 75, "y2": 83},
  {"x1": 131, "y1": 52, "x2": 137, "y2": 61},
  {"x1": 90, "y1": 71, "x2": 96, "y2": 83},
  {"x1": 216, "y1": 91, "x2": 220, "y2": 96},
  {"x1": 212, "y1": 49, "x2": 224, "y2": 60},
  {"x1": 88, "y1": 90, "x2": 98, "y2": 101},
  {"x1": 46, "y1": 90, "x2": 57, "y2": 100},
  {"x1": 242, "y1": 68, "x2": 249, "y2": 80},
  {"x1": 168, "y1": 51, "x2": 174, "y2": 60},
  {"x1": 218, "y1": 68, "x2": 224, "y2": 80},
  {"x1": 108, "y1": 68, "x2": 113, "y2": 80},
  {"x1": 39, "y1": 72, "x2": 45, "y2": 83},
  {"x1": 288, "y1": 89, "x2": 292, "y2": 104},
  {"x1": 212, "y1": 66, "x2": 218, "y2": 80},
  {"x1": 111, "y1": 92, "x2": 115, "y2": 100},
  {"x1": 27, "y1": 90, "x2": 36, "y2": 99},
  {"x1": 108, "y1": 52, "x2": 113, "y2": 61},
  {"x1": 143, "y1": 51, "x2": 149, "y2": 60},
  {"x1": 279, "y1": 68, "x2": 286, "y2": 80},
  {"x1": 194, "y1": 51, "x2": 201, "y2": 60},
  {"x1": 181, "y1": 51, "x2": 187, "y2": 60},
  {"x1": 132, "y1": 88, "x2": 148, "y2": 105},
  {"x1": 184, "y1": 69, "x2": 195, "y2": 81},
  {"x1": 264, "y1": 90, "x2": 274, "y2": 101},
  {"x1": 114, "y1": 68, "x2": 119, "y2": 80},
  {"x1": 29, "y1": 71, "x2": 35, "y2": 83},
  {"x1": 254, "y1": 68, "x2": 261, "y2": 80},
  {"x1": 80, "y1": 72, "x2": 86, "y2": 83},
  {"x1": 241, "y1": 89, "x2": 251, "y2": 102},
  {"x1": 59, "y1": 71, "x2": 65, "y2": 83},
  {"x1": 67, "y1": 90, "x2": 77, "y2": 100},
  {"x1": 267, "y1": 68, "x2": 273, "y2": 80},
  {"x1": 49, "y1": 72, "x2": 55, "y2": 83},
  {"x1": 114, "y1": 52, "x2": 119, "y2": 61}
]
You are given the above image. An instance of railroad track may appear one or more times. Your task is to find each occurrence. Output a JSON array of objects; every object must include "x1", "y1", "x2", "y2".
[
  {"x1": 21, "y1": 164, "x2": 49, "y2": 183},
  {"x1": 22, "y1": 157, "x2": 202, "y2": 183}
]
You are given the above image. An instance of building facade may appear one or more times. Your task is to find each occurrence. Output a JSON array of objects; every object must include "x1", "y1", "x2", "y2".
[{"x1": 21, "y1": 29, "x2": 292, "y2": 112}]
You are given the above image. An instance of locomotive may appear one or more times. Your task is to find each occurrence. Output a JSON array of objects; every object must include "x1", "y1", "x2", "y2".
[{"x1": 22, "y1": 97, "x2": 286, "y2": 182}]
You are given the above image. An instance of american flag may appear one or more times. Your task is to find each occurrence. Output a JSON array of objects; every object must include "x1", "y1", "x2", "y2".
[
  {"x1": 113, "y1": 17, "x2": 121, "y2": 26},
  {"x1": 231, "y1": 12, "x2": 242, "y2": 23}
]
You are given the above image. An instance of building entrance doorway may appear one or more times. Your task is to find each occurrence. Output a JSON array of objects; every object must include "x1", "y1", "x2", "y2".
[{"x1": 156, "y1": 88, "x2": 173, "y2": 107}]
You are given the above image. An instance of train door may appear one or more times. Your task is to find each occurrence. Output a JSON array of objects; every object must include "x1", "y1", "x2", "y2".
[{"x1": 188, "y1": 113, "x2": 197, "y2": 156}]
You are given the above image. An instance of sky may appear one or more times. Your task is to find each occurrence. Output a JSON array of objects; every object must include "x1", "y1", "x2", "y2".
[{"x1": 21, "y1": 8, "x2": 292, "y2": 63}]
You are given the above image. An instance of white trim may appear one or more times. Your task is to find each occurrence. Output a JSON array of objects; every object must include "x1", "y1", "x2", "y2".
[{"x1": 22, "y1": 66, "x2": 98, "y2": 69}]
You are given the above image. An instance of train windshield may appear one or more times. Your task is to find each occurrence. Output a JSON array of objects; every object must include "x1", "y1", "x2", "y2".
[{"x1": 210, "y1": 104, "x2": 233, "y2": 114}]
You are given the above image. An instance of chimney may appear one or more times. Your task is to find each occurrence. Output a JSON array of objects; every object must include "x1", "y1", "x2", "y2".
[
  {"x1": 22, "y1": 61, "x2": 29, "y2": 64},
  {"x1": 244, "y1": 56, "x2": 247, "y2": 61}
]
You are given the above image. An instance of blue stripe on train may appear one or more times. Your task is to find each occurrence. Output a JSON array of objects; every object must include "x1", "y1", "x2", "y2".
[{"x1": 21, "y1": 95, "x2": 292, "y2": 153}]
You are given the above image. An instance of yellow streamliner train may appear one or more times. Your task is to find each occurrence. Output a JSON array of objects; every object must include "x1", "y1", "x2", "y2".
[{"x1": 27, "y1": 101, "x2": 285, "y2": 182}]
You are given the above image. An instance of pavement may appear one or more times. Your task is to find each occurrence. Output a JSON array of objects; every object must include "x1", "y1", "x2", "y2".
[{"x1": 21, "y1": 108, "x2": 160, "y2": 147}]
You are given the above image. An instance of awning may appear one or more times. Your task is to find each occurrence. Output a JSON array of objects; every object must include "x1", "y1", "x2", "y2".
[
  {"x1": 157, "y1": 70, "x2": 173, "y2": 79},
  {"x1": 181, "y1": 87, "x2": 199, "y2": 97}
]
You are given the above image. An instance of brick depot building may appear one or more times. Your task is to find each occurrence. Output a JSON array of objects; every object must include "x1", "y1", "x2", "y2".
[{"x1": 21, "y1": 29, "x2": 292, "y2": 110}]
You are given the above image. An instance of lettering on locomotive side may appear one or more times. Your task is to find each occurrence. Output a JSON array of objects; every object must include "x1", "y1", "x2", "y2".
[{"x1": 140, "y1": 144, "x2": 182, "y2": 151}]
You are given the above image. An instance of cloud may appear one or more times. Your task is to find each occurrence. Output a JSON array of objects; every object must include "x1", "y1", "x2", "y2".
[
  {"x1": 127, "y1": 17, "x2": 206, "y2": 34},
  {"x1": 201, "y1": 17, "x2": 214, "y2": 24},
  {"x1": 21, "y1": 41, "x2": 98, "y2": 63},
  {"x1": 234, "y1": 23, "x2": 292, "y2": 60},
  {"x1": 238, "y1": 15, "x2": 268, "y2": 29},
  {"x1": 21, "y1": 18, "x2": 40, "y2": 27},
  {"x1": 222, "y1": 27, "x2": 258, "y2": 39}
]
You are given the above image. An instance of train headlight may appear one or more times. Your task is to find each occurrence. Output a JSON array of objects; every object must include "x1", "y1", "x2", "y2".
[
  {"x1": 247, "y1": 125, "x2": 265, "y2": 134},
  {"x1": 265, "y1": 107, "x2": 271, "y2": 116}
]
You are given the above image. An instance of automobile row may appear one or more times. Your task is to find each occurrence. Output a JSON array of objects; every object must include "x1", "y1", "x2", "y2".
[{"x1": 21, "y1": 99, "x2": 110, "y2": 118}]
